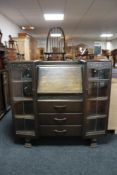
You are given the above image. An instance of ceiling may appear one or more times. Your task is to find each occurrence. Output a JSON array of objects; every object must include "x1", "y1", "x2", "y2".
[{"x1": 0, "y1": 0, "x2": 117, "y2": 40}]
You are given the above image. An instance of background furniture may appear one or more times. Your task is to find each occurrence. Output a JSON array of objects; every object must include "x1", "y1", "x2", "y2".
[
  {"x1": 8, "y1": 60, "x2": 112, "y2": 147},
  {"x1": 13, "y1": 33, "x2": 37, "y2": 60},
  {"x1": 45, "y1": 27, "x2": 65, "y2": 61},
  {"x1": 108, "y1": 69, "x2": 117, "y2": 132},
  {"x1": 111, "y1": 49, "x2": 117, "y2": 67},
  {"x1": 0, "y1": 47, "x2": 10, "y2": 119},
  {"x1": 0, "y1": 70, "x2": 5, "y2": 118}
]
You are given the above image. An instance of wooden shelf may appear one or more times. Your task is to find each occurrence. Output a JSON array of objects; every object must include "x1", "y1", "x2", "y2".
[
  {"x1": 13, "y1": 97, "x2": 33, "y2": 101},
  {"x1": 86, "y1": 130, "x2": 105, "y2": 136},
  {"x1": 12, "y1": 79, "x2": 32, "y2": 83},
  {"x1": 88, "y1": 97, "x2": 108, "y2": 101},
  {"x1": 87, "y1": 114, "x2": 107, "y2": 119},
  {"x1": 14, "y1": 114, "x2": 34, "y2": 120},
  {"x1": 88, "y1": 78, "x2": 109, "y2": 82},
  {"x1": 16, "y1": 130, "x2": 35, "y2": 136},
  {"x1": 37, "y1": 98, "x2": 83, "y2": 102}
]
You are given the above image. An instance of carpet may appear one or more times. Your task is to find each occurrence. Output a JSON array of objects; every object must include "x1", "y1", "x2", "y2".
[{"x1": 0, "y1": 111, "x2": 117, "y2": 175}]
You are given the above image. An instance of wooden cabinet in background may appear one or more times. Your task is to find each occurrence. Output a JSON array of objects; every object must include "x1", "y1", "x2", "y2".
[
  {"x1": 7, "y1": 48, "x2": 17, "y2": 61},
  {"x1": 36, "y1": 48, "x2": 44, "y2": 60},
  {"x1": 13, "y1": 33, "x2": 37, "y2": 60}
]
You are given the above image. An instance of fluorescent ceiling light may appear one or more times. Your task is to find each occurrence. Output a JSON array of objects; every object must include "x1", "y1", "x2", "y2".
[
  {"x1": 100, "y1": 33, "x2": 113, "y2": 37},
  {"x1": 30, "y1": 26, "x2": 35, "y2": 30},
  {"x1": 44, "y1": 14, "x2": 64, "y2": 21},
  {"x1": 21, "y1": 26, "x2": 35, "y2": 30},
  {"x1": 50, "y1": 33, "x2": 62, "y2": 37},
  {"x1": 21, "y1": 26, "x2": 26, "y2": 30}
]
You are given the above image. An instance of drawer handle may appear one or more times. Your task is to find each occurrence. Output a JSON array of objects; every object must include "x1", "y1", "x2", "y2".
[
  {"x1": 54, "y1": 105, "x2": 67, "y2": 109},
  {"x1": 54, "y1": 117, "x2": 67, "y2": 121},
  {"x1": 54, "y1": 129, "x2": 67, "y2": 133},
  {"x1": 54, "y1": 105, "x2": 67, "y2": 111}
]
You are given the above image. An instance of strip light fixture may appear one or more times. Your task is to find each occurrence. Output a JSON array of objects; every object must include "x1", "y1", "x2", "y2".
[
  {"x1": 21, "y1": 26, "x2": 35, "y2": 30},
  {"x1": 44, "y1": 14, "x2": 64, "y2": 21},
  {"x1": 50, "y1": 33, "x2": 62, "y2": 37},
  {"x1": 100, "y1": 33, "x2": 113, "y2": 37}
]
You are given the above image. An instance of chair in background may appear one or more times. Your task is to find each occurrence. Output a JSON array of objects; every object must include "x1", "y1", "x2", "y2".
[{"x1": 45, "y1": 27, "x2": 65, "y2": 60}]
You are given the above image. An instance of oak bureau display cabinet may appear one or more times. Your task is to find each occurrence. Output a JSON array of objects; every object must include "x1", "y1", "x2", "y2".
[{"x1": 8, "y1": 60, "x2": 112, "y2": 147}]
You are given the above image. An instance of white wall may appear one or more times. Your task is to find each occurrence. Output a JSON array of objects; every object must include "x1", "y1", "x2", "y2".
[
  {"x1": 111, "y1": 39, "x2": 117, "y2": 50},
  {"x1": 37, "y1": 38, "x2": 46, "y2": 50},
  {"x1": 0, "y1": 14, "x2": 21, "y2": 45}
]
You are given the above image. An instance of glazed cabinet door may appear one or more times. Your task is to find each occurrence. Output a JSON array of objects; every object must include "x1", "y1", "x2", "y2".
[
  {"x1": 9, "y1": 62, "x2": 36, "y2": 139},
  {"x1": 83, "y1": 61, "x2": 112, "y2": 137}
]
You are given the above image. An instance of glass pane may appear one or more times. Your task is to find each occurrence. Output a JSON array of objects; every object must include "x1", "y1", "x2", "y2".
[
  {"x1": 12, "y1": 82, "x2": 32, "y2": 97},
  {"x1": 87, "y1": 101, "x2": 107, "y2": 115},
  {"x1": 98, "y1": 81, "x2": 108, "y2": 96},
  {"x1": 22, "y1": 69, "x2": 32, "y2": 80},
  {"x1": 88, "y1": 81, "x2": 108, "y2": 97},
  {"x1": 88, "y1": 82, "x2": 98, "y2": 97},
  {"x1": 15, "y1": 119, "x2": 24, "y2": 130},
  {"x1": 14, "y1": 101, "x2": 33, "y2": 114},
  {"x1": 15, "y1": 119, "x2": 34, "y2": 131},
  {"x1": 96, "y1": 118, "x2": 106, "y2": 131},
  {"x1": 88, "y1": 69, "x2": 99, "y2": 78},
  {"x1": 97, "y1": 101, "x2": 107, "y2": 114},
  {"x1": 86, "y1": 118, "x2": 106, "y2": 132},
  {"x1": 87, "y1": 119, "x2": 96, "y2": 132},
  {"x1": 25, "y1": 120, "x2": 35, "y2": 131},
  {"x1": 11, "y1": 70, "x2": 21, "y2": 80},
  {"x1": 88, "y1": 68, "x2": 110, "y2": 79},
  {"x1": 99, "y1": 69, "x2": 110, "y2": 79},
  {"x1": 11, "y1": 68, "x2": 32, "y2": 80}
]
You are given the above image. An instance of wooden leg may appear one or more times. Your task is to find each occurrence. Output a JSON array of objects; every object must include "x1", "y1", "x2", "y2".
[
  {"x1": 90, "y1": 138, "x2": 97, "y2": 148},
  {"x1": 24, "y1": 137, "x2": 32, "y2": 148}
]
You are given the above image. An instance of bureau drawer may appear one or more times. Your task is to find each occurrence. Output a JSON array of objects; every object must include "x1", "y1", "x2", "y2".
[
  {"x1": 37, "y1": 100, "x2": 83, "y2": 113},
  {"x1": 38, "y1": 113, "x2": 83, "y2": 125},
  {"x1": 39, "y1": 125, "x2": 82, "y2": 136}
]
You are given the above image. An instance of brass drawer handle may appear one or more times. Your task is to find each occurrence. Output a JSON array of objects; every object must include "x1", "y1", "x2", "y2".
[
  {"x1": 54, "y1": 105, "x2": 66, "y2": 109},
  {"x1": 54, "y1": 129, "x2": 67, "y2": 133},
  {"x1": 54, "y1": 105, "x2": 67, "y2": 111},
  {"x1": 54, "y1": 117, "x2": 67, "y2": 121}
]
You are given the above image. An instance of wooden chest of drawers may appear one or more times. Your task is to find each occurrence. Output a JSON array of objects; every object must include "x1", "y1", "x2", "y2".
[
  {"x1": 37, "y1": 99, "x2": 83, "y2": 113},
  {"x1": 37, "y1": 98, "x2": 83, "y2": 136},
  {"x1": 38, "y1": 113, "x2": 83, "y2": 125}
]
